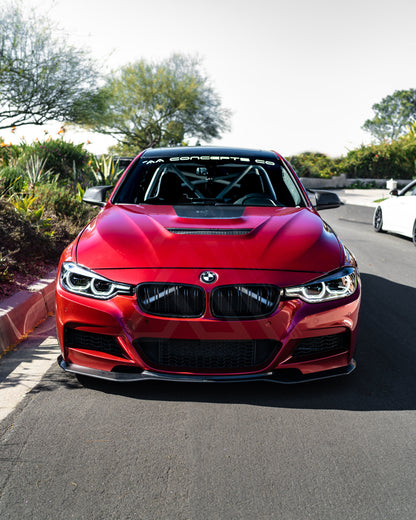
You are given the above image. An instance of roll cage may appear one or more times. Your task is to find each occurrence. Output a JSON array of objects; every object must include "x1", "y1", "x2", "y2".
[{"x1": 112, "y1": 156, "x2": 307, "y2": 208}]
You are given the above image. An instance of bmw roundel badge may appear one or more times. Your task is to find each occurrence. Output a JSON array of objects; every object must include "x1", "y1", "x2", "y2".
[{"x1": 200, "y1": 271, "x2": 218, "y2": 284}]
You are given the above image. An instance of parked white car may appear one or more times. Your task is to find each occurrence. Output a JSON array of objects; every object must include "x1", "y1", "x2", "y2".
[{"x1": 373, "y1": 180, "x2": 416, "y2": 245}]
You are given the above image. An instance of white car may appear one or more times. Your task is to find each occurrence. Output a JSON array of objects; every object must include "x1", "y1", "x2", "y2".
[{"x1": 373, "y1": 180, "x2": 416, "y2": 245}]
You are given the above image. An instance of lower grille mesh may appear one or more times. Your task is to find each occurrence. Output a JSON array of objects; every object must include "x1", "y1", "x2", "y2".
[
  {"x1": 292, "y1": 332, "x2": 349, "y2": 359},
  {"x1": 64, "y1": 328, "x2": 125, "y2": 358},
  {"x1": 134, "y1": 338, "x2": 280, "y2": 372}
]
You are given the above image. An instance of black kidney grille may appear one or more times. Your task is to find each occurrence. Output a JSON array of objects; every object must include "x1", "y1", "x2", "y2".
[
  {"x1": 64, "y1": 328, "x2": 126, "y2": 358},
  {"x1": 211, "y1": 285, "x2": 280, "y2": 318},
  {"x1": 137, "y1": 283, "x2": 205, "y2": 317},
  {"x1": 134, "y1": 338, "x2": 280, "y2": 372}
]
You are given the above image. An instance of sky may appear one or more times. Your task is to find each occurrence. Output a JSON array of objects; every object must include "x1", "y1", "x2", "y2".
[{"x1": 3, "y1": 0, "x2": 416, "y2": 157}]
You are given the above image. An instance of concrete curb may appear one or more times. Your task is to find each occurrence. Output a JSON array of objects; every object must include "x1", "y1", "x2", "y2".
[
  {"x1": 0, "y1": 269, "x2": 57, "y2": 356},
  {"x1": 335, "y1": 189, "x2": 388, "y2": 208}
]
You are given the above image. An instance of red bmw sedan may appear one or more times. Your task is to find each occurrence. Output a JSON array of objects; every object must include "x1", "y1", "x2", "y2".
[{"x1": 56, "y1": 147, "x2": 361, "y2": 384}]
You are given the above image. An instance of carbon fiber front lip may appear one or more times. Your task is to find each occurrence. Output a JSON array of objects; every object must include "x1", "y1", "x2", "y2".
[{"x1": 58, "y1": 356, "x2": 356, "y2": 384}]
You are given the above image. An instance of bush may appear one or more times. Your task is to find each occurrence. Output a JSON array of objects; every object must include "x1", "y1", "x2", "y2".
[
  {"x1": 0, "y1": 165, "x2": 26, "y2": 195},
  {"x1": 24, "y1": 138, "x2": 93, "y2": 187},
  {"x1": 0, "y1": 198, "x2": 62, "y2": 269},
  {"x1": 287, "y1": 152, "x2": 340, "y2": 178},
  {"x1": 0, "y1": 184, "x2": 97, "y2": 284},
  {"x1": 0, "y1": 139, "x2": 26, "y2": 167},
  {"x1": 0, "y1": 138, "x2": 102, "y2": 295},
  {"x1": 32, "y1": 183, "x2": 98, "y2": 228},
  {"x1": 340, "y1": 140, "x2": 416, "y2": 179}
]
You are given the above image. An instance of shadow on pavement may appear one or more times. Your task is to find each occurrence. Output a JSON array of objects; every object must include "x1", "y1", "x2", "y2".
[
  {"x1": 38, "y1": 273, "x2": 416, "y2": 412},
  {"x1": 0, "y1": 318, "x2": 58, "y2": 383}
]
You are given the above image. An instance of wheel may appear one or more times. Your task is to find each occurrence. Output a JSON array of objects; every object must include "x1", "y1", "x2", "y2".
[
  {"x1": 373, "y1": 206, "x2": 384, "y2": 232},
  {"x1": 412, "y1": 220, "x2": 416, "y2": 246}
]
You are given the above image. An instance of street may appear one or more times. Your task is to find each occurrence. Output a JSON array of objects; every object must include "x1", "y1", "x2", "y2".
[{"x1": 1, "y1": 204, "x2": 415, "y2": 520}]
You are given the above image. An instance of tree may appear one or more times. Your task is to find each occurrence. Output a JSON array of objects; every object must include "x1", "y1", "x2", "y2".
[
  {"x1": 0, "y1": 3, "x2": 104, "y2": 130},
  {"x1": 362, "y1": 89, "x2": 416, "y2": 142},
  {"x1": 84, "y1": 54, "x2": 231, "y2": 154}
]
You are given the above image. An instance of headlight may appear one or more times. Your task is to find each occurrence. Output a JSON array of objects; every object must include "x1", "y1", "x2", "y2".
[
  {"x1": 60, "y1": 262, "x2": 134, "y2": 299},
  {"x1": 284, "y1": 267, "x2": 358, "y2": 303}
]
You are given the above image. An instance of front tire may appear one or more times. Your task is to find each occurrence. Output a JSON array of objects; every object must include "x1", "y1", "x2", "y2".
[
  {"x1": 373, "y1": 206, "x2": 384, "y2": 232},
  {"x1": 412, "y1": 220, "x2": 416, "y2": 246}
]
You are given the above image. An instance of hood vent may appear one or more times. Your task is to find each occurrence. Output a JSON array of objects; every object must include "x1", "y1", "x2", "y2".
[{"x1": 166, "y1": 228, "x2": 252, "y2": 236}]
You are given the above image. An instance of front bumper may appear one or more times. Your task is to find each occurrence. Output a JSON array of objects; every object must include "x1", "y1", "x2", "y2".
[
  {"x1": 58, "y1": 355, "x2": 356, "y2": 384},
  {"x1": 56, "y1": 266, "x2": 361, "y2": 383}
]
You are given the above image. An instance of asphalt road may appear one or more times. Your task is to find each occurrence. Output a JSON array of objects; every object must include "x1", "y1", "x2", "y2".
[{"x1": 1, "y1": 204, "x2": 415, "y2": 520}]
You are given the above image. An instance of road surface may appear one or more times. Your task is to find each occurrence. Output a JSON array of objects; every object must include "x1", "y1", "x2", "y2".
[{"x1": 0, "y1": 204, "x2": 415, "y2": 520}]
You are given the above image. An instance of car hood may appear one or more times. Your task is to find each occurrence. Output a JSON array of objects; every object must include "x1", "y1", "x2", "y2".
[{"x1": 75, "y1": 204, "x2": 343, "y2": 275}]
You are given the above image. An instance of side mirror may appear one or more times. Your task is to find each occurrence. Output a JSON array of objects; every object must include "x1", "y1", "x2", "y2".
[
  {"x1": 389, "y1": 189, "x2": 399, "y2": 196},
  {"x1": 82, "y1": 185, "x2": 114, "y2": 207},
  {"x1": 309, "y1": 190, "x2": 342, "y2": 210}
]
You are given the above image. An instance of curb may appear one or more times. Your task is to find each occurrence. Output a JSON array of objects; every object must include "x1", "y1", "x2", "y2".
[
  {"x1": 335, "y1": 189, "x2": 388, "y2": 208},
  {"x1": 0, "y1": 269, "x2": 57, "y2": 356}
]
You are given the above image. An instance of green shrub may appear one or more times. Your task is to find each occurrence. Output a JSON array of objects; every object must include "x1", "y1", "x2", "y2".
[
  {"x1": 287, "y1": 152, "x2": 339, "y2": 178},
  {"x1": 340, "y1": 140, "x2": 416, "y2": 179},
  {"x1": 0, "y1": 165, "x2": 26, "y2": 195},
  {"x1": 32, "y1": 183, "x2": 98, "y2": 227},
  {"x1": 92, "y1": 155, "x2": 124, "y2": 185},
  {"x1": 0, "y1": 141, "x2": 25, "y2": 168},
  {"x1": 24, "y1": 138, "x2": 93, "y2": 187},
  {"x1": 0, "y1": 198, "x2": 61, "y2": 268},
  {"x1": 23, "y1": 155, "x2": 54, "y2": 192}
]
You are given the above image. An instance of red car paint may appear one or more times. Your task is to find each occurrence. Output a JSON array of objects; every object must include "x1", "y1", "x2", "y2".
[
  {"x1": 56, "y1": 147, "x2": 360, "y2": 384},
  {"x1": 75, "y1": 205, "x2": 342, "y2": 274}
]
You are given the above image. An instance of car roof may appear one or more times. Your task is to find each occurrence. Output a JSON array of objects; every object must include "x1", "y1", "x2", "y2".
[{"x1": 140, "y1": 146, "x2": 279, "y2": 160}]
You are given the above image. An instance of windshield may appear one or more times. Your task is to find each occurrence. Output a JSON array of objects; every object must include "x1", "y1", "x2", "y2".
[{"x1": 113, "y1": 155, "x2": 306, "y2": 207}]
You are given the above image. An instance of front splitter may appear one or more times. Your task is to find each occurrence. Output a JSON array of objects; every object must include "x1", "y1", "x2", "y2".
[{"x1": 58, "y1": 356, "x2": 356, "y2": 384}]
